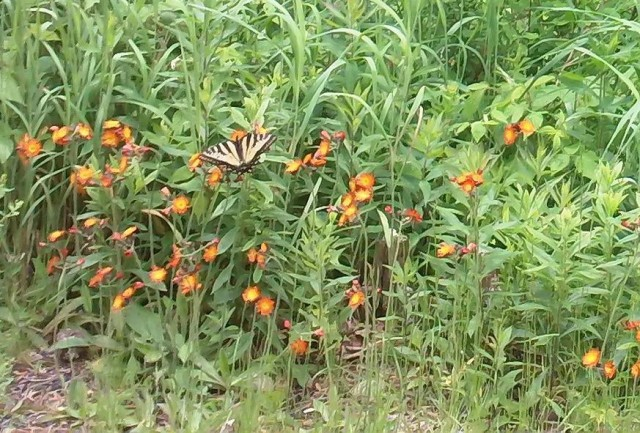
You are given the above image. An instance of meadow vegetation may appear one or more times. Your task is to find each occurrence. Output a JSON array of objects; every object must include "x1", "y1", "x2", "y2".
[{"x1": 2, "y1": 0, "x2": 640, "y2": 432}]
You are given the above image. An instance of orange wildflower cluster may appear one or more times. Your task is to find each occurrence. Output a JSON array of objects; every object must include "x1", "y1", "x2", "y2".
[
  {"x1": 70, "y1": 165, "x2": 96, "y2": 194},
  {"x1": 290, "y1": 338, "x2": 309, "y2": 356},
  {"x1": 339, "y1": 172, "x2": 375, "y2": 226},
  {"x1": 112, "y1": 281, "x2": 144, "y2": 311},
  {"x1": 15, "y1": 133, "x2": 43, "y2": 165},
  {"x1": 101, "y1": 120, "x2": 135, "y2": 149},
  {"x1": 247, "y1": 243, "x2": 269, "y2": 268},
  {"x1": 49, "y1": 123, "x2": 93, "y2": 146},
  {"x1": 285, "y1": 130, "x2": 345, "y2": 174},
  {"x1": 346, "y1": 279, "x2": 365, "y2": 310},
  {"x1": 177, "y1": 273, "x2": 202, "y2": 295},
  {"x1": 503, "y1": 118, "x2": 535, "y2": 146},
  {"x1": 451, "y1": 170, "x2": 484, "y2": 194},
  {"x1": 241, "y1": 285, "x2": 276, "y2": 316}
]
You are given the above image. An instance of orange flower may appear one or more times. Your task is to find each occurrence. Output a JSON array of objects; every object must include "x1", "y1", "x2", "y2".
[
  {"x1": 308, "y1": 156, "x2": 327, "y2": 167},
  {"x1": 353, "y1": 187, "x2": 372, "y2": 203},
  {"x1": 632, "y1": 361, "x2": 640, "y2": 379},
  {"x1": 230, "y1": 129, "x2": 248, "y2": 141},
  {"x1": 242, "y1": 285, "x2": 261, "y2": 303},
  {"x1": 503, "y1": 123, "x2": 520, "y2": 146},
  {"x1": 635, "y1": 329, "x2": 640, "y2": 343},
  {"x1": 47, "y1": 230, "x2": 66, "y2": 242},
  {"x1": 120, "y1": 125, "x2": 134, "y2": 144},
  {"x1": 71, "y1": 165, "x2": 96, "y2": 193},
  {"x1": 74, "y1": 123, "x2": 93, "y2": 140},
  {"x1": 47, "y1": 255, "x2": 62, "y2": 275},
  {"x1": 112, "y1": 294, "x2": 126, "y2": 311},
  {"x1": 622, "y1": 319, "x2": 640, "y2": 331},
  {"x1": 333, "y1": 131, "x2": 346, "y2": 141},
  {"x1": 247, "y1": 243, "x2": 268, "y2": 268},
  {"x1": 121, "y1": 285, "x2": 138, "y2": 299},
  {"x1": 302, "y1": 153, "x2": 313, "y2": 165},
  {"x1": 315, "y1": 139, "x2": 331, "y2": 158},
  {"x1": 452, "y1": 170, "x2": 484, "y2": 194},
  {"x1": 149, "y1": 266, "x2": 167, "y2": 283},
  {"x1": 106, "y1": 157, "x2": 129, "y2": 176},
  {"x1": 203, "y1": 241, "x2": 219, "y2": 263},
  {"x1": 50, "y1": 126, "x2": 72, "y2": 145},
  {"x1": 16, "y1": 133, "x2": 42, "y2": 164},
  {"x1": 518, "y1": 118, "x2": 535, "y2": 136},
  {"x1": 348, "y1": 290, "x2": 365, "y2": 309},
  {"x1": 603, "y1": 360, "x2": 616, "y2": 379},
  {"x1": 290, "y1": 338, "x2": 309, "y2": 356},
  {"x1": 188, "y1": 153, "x2": 202, "y2": 172},
  {"x1": 101, "y1": 129, "x2": 121, "y2": 148},
  {"x1": 582, "y1": 348, "x2": 601, "y2": 368},
  {"x1": 207, "y1": 166, "x2": 224, "y2": 187},
  {"x1": 341, "y1": 192, "x2": 355, "y2": 209},
  {"x1": 83, "y1": 217, "x2": 100, "y2": 229},
  {"x1": 166, "y1": 245, "x2": 182, "y2": 269},
  {"x1": 121, "y1": 226, "x2": 138, "y2": 239},
  {"x1": 88, "y1": 266, "x2": 113, "y2": 288},
  {"x1": 256, "y1": 297, "x2": 276, "y2": 316},
  {"x1": 100, "y1": 172, "x2": 114, "y2": 188},
  {"x1": 338, "y1": 205, "x2": 358, "y2": 226},
  {"x1": 179, "y1": 273, "x2": 202, "y2": 295},
  {"x1": 436, "y1": 243, "x2": 456, "y2": 258},
  {"x1": 404, "y1": 208, "x2": 423, "y2": 223},
  {"x1": 354, "y1": 172, "x2": 375, "y2": 191},
  {"x1": 285, "y1": 159, "x2": 304, "y2": 174},
  {"x1": 172, "y1": 195, "x2": 190, "y2": 215}
]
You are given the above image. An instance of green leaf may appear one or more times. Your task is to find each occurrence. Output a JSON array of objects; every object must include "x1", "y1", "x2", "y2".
[
  {"x1": 124, "y1": 304, "x2": 164, "y2": 343},
  {"x1": 0, "y1": 71, "x2": 23, "y2": 104}
]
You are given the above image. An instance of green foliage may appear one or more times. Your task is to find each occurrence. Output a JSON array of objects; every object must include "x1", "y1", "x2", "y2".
[{"x1": 3, "y1": 0, "x2": 640, "y2": 431}]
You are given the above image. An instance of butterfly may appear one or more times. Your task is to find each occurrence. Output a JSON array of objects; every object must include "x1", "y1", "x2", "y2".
[{"x1": 200, "y1": 132, "x2": 277, "y2": 175}]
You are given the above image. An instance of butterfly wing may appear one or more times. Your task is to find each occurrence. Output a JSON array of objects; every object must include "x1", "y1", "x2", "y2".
[{"x1": 201, "y1": 133, "x2": 277, "y2": 175}]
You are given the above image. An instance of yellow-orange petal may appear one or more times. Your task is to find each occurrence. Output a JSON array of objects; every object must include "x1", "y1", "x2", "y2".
[
  {"x1": 285, "y1": 159, "x2": 304, "y2": 174},
  {"x1": 436, "y1": 243, "x2": 456, "y2": 258},
  {"x1": 242, "y1": 285, "x2": 261, "y2": 303},
  {"x1": 172, "y1": 195, "x2": 190, "y2": 215},
  {"x1": 503, "y1": 123, "x2": 520, "y2": 146},
  {"x1": 582, "y1": 348, "x2": 601, "y2": 368},
  {"x1": 149, "y1": 266, "x2": 167, "y2": 283},
  {"x1": 518, "y1": 118, "x2": 535, "y2": 136},
  {"x1": 75, "y1": 123, "x2": 93, "y2": 140},
  {"x1": 179, "y1": 273, "x2": 202, "y2": 295},
  {"x1": 188, "y1": 153, "x2": 202, "y2": 172},
  {"x1": 50, "y1": 126, "x2": 72, "y2": 145},
  {"x1": 166, "y1": 245, "x2": 182, "y2": 269},
  {"x1": 121, "y1": 226, "x2": 138, "y2": 239},
  {"x1": 353, "y1": 187, "x2": 373, "y2": 203},
  {"x1": 341, "y1": 192, "x2": 355, "y2": 209},
  {"x1": 101, "y1": 129, "x2": 121, "y2": 148},
  {"x1": 355, "y1": 172, "x2": 375, "y2": 190},
  {"x1": 315, "y1": 139, "x2": 331, "y2": 158},
  {"x1": 230, "y1": 129, "x2": 248, "y2": 141},
  {"x1": 112, "y1": 294, "x2": 126, "y2": 311},
  {"x1": 348, "y1": 290, "x2": 365, "y2": 309},
  {"x1": 203, "y1": 244, "x2": 219, "y2": 263},
  {"x1": 207, "y1": 166, "x2": 224, "y2": 187},
  {"x1": 103, "y1": 120, "x2": 122, "y2": 130}
]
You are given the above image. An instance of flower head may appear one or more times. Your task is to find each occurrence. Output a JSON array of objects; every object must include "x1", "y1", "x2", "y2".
[
  {"x1": 203, "y1": 240, "x2": 219, "y2": 263},
  {"x1": 179, "y1": 273, "x2": 202, "y2": 295},
  {"x1": 452, "y1": 170, "x2": 484, "y2": 194},
  {"x1": 632, "y1": 361, "x2": 640, "y2": 379},
  {"x1": 188, "y1": 153, "x2": 202, "y2": 172},
  {"x1": 242, "y1": 285, "x2": 261, "y2": 303},
  {"x1": 74, "y1": 123, "x2": 93, "y2": 140},
  {"x1": 166, "y1": 245, "x2": 182, "y2": 269},
  {"x1": 403, "y1": 208, "x2": 423, "y2": 223},
  {"x1": 285, "y1": 159, "x2": 304, "y2": 174},
  {"x1": 582, "y1": 348, "x2": 601, "y2": 368},
  {"x1": 290, "y1": 338, "x2": 309, "y2": 356},
  {"x1": 353, "y1": 187, "x2": 373, "y2": 203},
  {"x1": 16, "y1": 133, "x2": 42, "y2": 164},
  {"x1": 50, "y1": 126, "x2": 72, "y2": 146},
  {"x1": 101, "y1": 129, "x2": 121, "y2": 148},
  {"x1": 256, "y1": 297, "x2": 275, "y2": 316},
  {"x1": 518, "y1": 118, "x2": 535, "y2": 136},
  {"x1": 47, "y1": 230, "x2": 66, "y2": 243},
  {"x1": 89, "y1": 266, "x2": 113, "y2": 288},
  {"x1": 47, "y1": 255, "x2": 62, "y2": 275},
  {"x1": 315, "y1": 139, "x2": 331, "y2": 159},
  {"x1": 230, "y1": 129, "x2": 248, "y2": 141},
  {"x1": 112, "y1": 294, "x2": 126, "y2": 311},
  {"x1": 149, "y1": 266, "x2": 167, "y2": 283},
  {"x1": 207, "y1": 167, "x2": 224, "y2": 187},
  {"x1": 348, "y1": 290, "x2": 365, "y2": 309},
  {"x1": 172, "y1": 195, "x2": 190, "y2": 215},
  {"x1": 503, "y1": 123, "x2": 520, "y2": 146},
  {"x1": 247, "y1": 243, "x2": 268, "y2": 268},
  {"x1": 603, "y1": 360, "x2": 616, "y2": 379},
  {"x1": 338, "y1": 205, "x2": 359, "y2": 226},
  {"x1": 354, "y1": 172, "x2": 375, "y2": 191},
  {"x1": 436, "y1": 243, "x2": 456, "y2": 258}
]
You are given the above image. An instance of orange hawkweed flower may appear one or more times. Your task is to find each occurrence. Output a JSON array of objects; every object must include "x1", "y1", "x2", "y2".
[
  {"x1": 635, "y1": 329, "x2": 640, "y2": 343},
  {"x1": 101, "y1": 129, "x2": 121, "y2": 148},
  {"x1": 100, "y1": 172, "x2": 114, "y2": 188},
  {"x1": 302, "y1": 153, "x2": 313, "y2": 165},
  {"x1": 582, "y1": 348, "x2": 601, "y2": 368},
  {"x1": 353, "y1": 187, "x2": 373, "y2": 203},
  {"x1": 74, "y1": 123, "x2": 93, "y2": 140},
  {"x1": 120, "y1": 125, "x2": 134, "y2": 144},
  {"x1": 89, "y1": 266, "x2": 113, "y2": 288},
  {"x1": 338, "y1": 205, "x2": 358, "y2": 226},
  {"x1": 75, "y1": 166, "x2": 96, "y2": 185},
  {"x1": 518, "y1": 118, "x2": 535, "y2": 136},
  {"x1": 188, "y1": 153, "x2": 202, "y2": 172},
  {"x1": 112, "y1": 294, "x2": 126, "y2": 311},
  {"x1": 341, "y1": 192, "x2": 355, "y2": 209},
  {"x1": 354, "y1": 172, "x2": 375, "y2": 191},
  {"x1": 179, "y1": 273, "x2": 202, "y2": 295},
  {"x1": 315, "y1": 139, "x2": 331, "y2": 158},
  {"x1": 16, "y1": 133, "x2": 42, "y2": 164},
  {"x1": 47, "y1": 230, "x2": 66, "y2": 242},
  {"x1": 436, "y1": 243, "x2": 456, "y2": 258},
  {"x1": 121, "y1": 285, "x2": 139, "y2": 299},
  {"x1": 83, "y1": 217, "x2": 100, "y2": 229},
  {"x1": 149, "y1": 266, "x2": 167, "y2": 283},
  {"x1": 121, "y1": 226, "x2": 138, "y2": 239},
  {"x1": 50, "y1": 126, "x2": 72, "y2": 146},
  {"x1": 242, "y1": 285, "x2": 261, "y2": 303},
  {"x1": 503, "y1": 123, "x2": 520, "y2": 146},
  {"x1": 203, "y1": 241, "x2": 219, "y2": 263},
  {"x1": 285, "y1": 159, "x2": 304, "y2": 174},
  {"x1": 103, "y1": 120, "x2": 122, "y2": 129},
  {"x1": 452, "y1": 170, "x2": 484, "y2": 194},
  {"x1": 632, "y1": 361, "x2": 640, "y2": 379},
  {"x1": 603, "y1": 360, "x2": 616, "y2": 379},
  {"x1": 622, "y1": 319, "x2": 640, "y2": 331},
  {"x1": 290, "y1": 338, "x2": 309, "y2": 356},
  {"x1": 166, "y1": 245, "x2": 182, "y2": 269},
  {"x1": 308, "y1": 156, "x2": 327, "y2": 167},
  {"x1": 172, "y1": 195, "x2": 190, "y2": 215},
  {"x1": 230, "y1": 129, "x2": 248, "y2": 141},
  {"x1": 348, "y1": 290, "x2": 365, "y2": 309},
  {"x1": 207, "y1": 166, "x2": 224, "y2": 187},
  {"x1": 256, "y1": 297, "x2": 276, "y2": 316},
  {"x1": 247, "y1": 243, "x2": 268, "y2": 268},
  {"x1": 106, "y1": 157, "x2": 129, "y2": 176},
  {"x1": 47, "y1": 255, "x2": 62, "y2": 275},
  {"x1": 404, "y1": 208, "x2": 423, "y2": 223}
]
